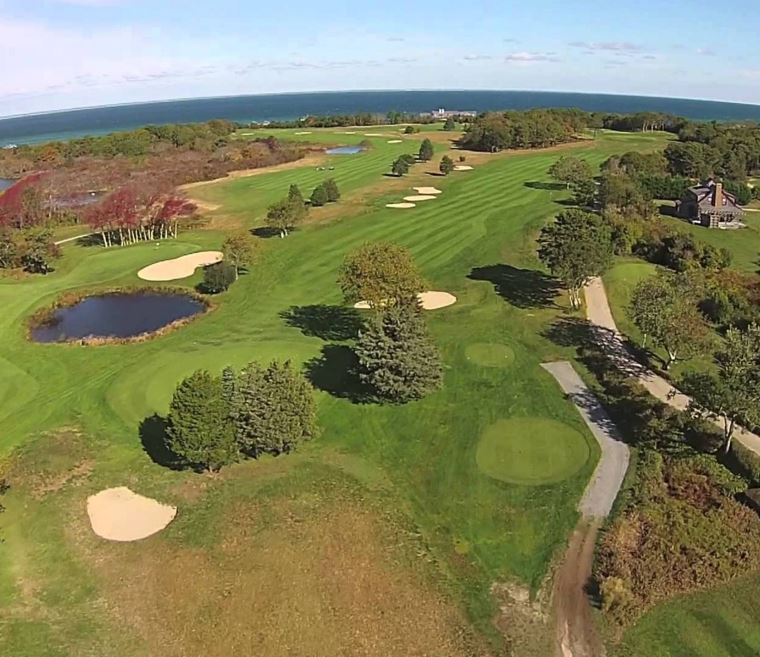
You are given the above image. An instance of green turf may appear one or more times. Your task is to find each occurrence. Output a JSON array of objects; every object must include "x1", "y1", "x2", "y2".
[
  {"x1": 464, "y1": 342, "x2": 515, "y2": 368},
  {"x1": 0, "y1": 129, "x2": 676, "y2": 655},
  {"x1": 476, "y1": 418, "x2": 590, "y2": 486}
]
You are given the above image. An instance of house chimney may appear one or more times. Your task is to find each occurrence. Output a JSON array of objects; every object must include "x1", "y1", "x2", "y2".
[{"x1": 714, "y1": 182, "x2": 723, "y2": 207}]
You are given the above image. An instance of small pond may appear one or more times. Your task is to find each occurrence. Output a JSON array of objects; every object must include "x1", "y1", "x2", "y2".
[
  {"x1": 326, "y1": 146, "x2": 363, "y2": 155},
  {"x1": 0, "y1": 178, "x2": 15, "y2": 192},
  {"x1": 31, "y1": 292, "x2": 206, "y2": 343}
]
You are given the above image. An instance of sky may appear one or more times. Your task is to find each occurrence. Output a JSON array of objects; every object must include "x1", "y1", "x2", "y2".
[{"x1": 1, "y1": 0, "x2": 760, "y2": 117}]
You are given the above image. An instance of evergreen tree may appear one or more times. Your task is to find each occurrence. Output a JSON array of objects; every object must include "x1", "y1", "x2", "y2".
[
  {"x1": 324, "y1": 178, "x2": 341, "y2": 202},
  {"x1": 202, "y1": 261, "x2": 237, "y2": 293},
  {"x1": 310, "y1": 183, "x2": 329, "y2": 207},
  {"x1": 443, "y1": 116, "x2": 456, "y2": 131},
  {"x1": 221, "y1": 365, "x2": 238, "y2": 410},
  {"x1": 418, "y1": 138, "x2": 434, "y2": 162},
  {"x1": 167, "y1": 370, "x2": 238, "y2": 472},
  {"x1": 355, "y1": 303, "x2": 443, "y2": 404},
  {"x1": 235, "y1": 361, "x2": 317, "y2": 456},
  {"x1": 288, "y1": 184, "x2": 305, "y2": 206}
]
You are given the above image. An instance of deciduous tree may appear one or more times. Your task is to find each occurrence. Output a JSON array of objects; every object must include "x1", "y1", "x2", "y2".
[
  {"x1": 338, "y1": 241, "x2": 426, "y2": 309},
  {"x1": 682, "y1": 323, "x2": 760, "y2": 453},
  {"x1": 439, "y1": 155, "x2": 454, "y2": 176},
  {"x1": 222, "y1": 232, "x2": 258, "y2": 279},
  {"x1": 537, "y1": 209, "x2": 613, "y2": 309}
]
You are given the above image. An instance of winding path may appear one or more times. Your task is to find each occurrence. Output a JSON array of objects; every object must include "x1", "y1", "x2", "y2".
[
  {"x1": 584, "y1": 277, "x2": 760, "y2": 457},
  {"x1": 542, "y1": 361, "x2": 629, "y2": 657}
]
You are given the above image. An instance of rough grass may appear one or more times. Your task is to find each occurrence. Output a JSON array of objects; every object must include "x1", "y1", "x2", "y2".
[{"x1": 0, "y1": 129, "x2": 672, "y2": 656}]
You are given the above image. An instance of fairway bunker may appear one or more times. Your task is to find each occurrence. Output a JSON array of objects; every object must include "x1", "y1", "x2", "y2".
[
  {"x1": 30, "y1": 290, "x2": 207, "y2": 343},
  {"x1": 413, "y1": 187, "x2": 442, "y2": 195},
  {"x1": 87, "y1": 487, "x2": 176, "y2": 541},
  {"x1": 387, "y1": 139, "x2": 403, "y2": 144},
  {"x1": 354, "y1": 291, "x2": 457, "y2": 310},
  {"x1": 386, "y1": 202, "x2": 416, "y2": 209},
  {"x1": 465, "y1": 343, "x2": 515, "y2": 368},
  {"x1": 476, "y1": 418, "x2": 590, "y2": 486},
  {"x1": 403, "y1": 195, "x2": 437, "y2": 202},
  {"x1": 294, "y1": 131, "x2": 312, "y2": 135},
  {"x1": 454, "y1": 165, "x2": 474, "y2": 171},
  {"x1": 138, "y1": 251, "x2": 223, "y2": 282}
]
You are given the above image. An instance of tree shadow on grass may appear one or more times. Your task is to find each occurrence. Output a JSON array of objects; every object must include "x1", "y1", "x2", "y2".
[
  {"x1": 543, "y1": 317, "x2": 710, "y2": 456},
  {"x1": 468, "y1": 264, "x2": 560, "y2": 309},
  {"x1": 139, "y1": 413, "x2": 185, "y2": 470},
  {"x1": 305, "y1": 344, "x2": 372, "y2": 404},
  {"x1": 251, "y1": 226, "x2": 282, "y2": 238},
  {"x1": 524, "y1": 181, "x2": 565, "y2": 191},
  {"x1": 280, "y1": 304, "x2": 364, "y2": 341}
]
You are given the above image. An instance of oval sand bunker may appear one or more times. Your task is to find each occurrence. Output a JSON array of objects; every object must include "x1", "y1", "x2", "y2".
[
  {"x1": 413, "y1": 187, "x2": 442, "y2": 195},
  {"x1": 403, "y1": 195, "x2": 437, "y2": 202},
  {"x1": 354, "y1": 291, "x2": 457, "y2": 310},
  {"x1": 386, "y1": 202, "x2": 416, "y2": 209},
  {"x1": 454, "y1": 165, "x2": 474, "y2": 171},
  {"x1": 87, "y1": 487, "x2": 177, "y2": 541},
  {"x1": 138, "y1": 251, "x2": 223, "y2": 281}
]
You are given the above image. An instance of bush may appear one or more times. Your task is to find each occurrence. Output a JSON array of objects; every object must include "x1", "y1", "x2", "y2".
[
  {"x1": 201, "y1": 261, "x2": 237, "y2": 293},
  {"x1": 724, "y1": 441, "x2": 760, "y2": 486}
]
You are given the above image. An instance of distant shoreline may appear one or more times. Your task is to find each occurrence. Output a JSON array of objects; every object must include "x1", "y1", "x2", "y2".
[{"x1": 3, "y1": 89, "x2": 760, "y2": 147}]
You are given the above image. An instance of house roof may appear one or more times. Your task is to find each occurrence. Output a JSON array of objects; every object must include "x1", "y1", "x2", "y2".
[{"x1": 688, "y1": 179, "x2": 743, "y2": 213}]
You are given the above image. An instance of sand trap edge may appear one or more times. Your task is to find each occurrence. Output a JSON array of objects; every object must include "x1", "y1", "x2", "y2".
[{"x1": 138, "y1": 251, "x2": 223, "y2": 282}]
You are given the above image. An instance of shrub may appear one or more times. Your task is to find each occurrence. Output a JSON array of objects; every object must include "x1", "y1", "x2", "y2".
[
  {"x1": 201, "y1": 261, "x2": 237, "y2": 293},
  {"x1": 323, "y1": 178, "x2": 340, "y2": 202}
]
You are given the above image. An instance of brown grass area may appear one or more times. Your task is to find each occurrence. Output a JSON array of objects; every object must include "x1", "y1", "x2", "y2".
[{"x1": 89, "y1": 495, "x2": 489, "y2": 657}]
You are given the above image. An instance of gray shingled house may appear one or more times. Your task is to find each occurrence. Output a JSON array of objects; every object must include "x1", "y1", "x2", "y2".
[{"x1": 676, "y1": 179, "x2": 744, "y2": 228}]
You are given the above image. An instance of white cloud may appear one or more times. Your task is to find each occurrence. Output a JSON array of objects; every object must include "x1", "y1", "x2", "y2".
[
  {"x1": 570, "y1": 41, "x2": 643, "y2": 53},
  {"x1": 505, "y1": 51, "x2": 559, "y2": 63}
]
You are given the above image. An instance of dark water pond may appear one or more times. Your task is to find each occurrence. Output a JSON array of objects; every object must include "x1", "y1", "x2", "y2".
[
  {"x1": 31, "y1": 292, "x2": 206, "y2": 343},
  {"x1": 0, "y1": 178, "x2": 15, "y2": 192},
  {"x1": 326, "y1": 146, "x2": 363, "y2": 155}
]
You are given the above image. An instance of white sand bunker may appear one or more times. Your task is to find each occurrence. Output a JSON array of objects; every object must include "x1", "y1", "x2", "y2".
[
  {"x1": 294, "y1": 131, "x2": 312, "y2": 135},
  {"x1": 363, "y1": 133, "x2": 384, "y2": 137},
  {"x1": 454, "y1": 165, "x2": 474, "y2": 171},
  {"x1": 386, "y1": 202, "x2": 416, "y2": 209},
  {"x1": 138, "y1": 251, "x2": 223, "y2": 281},
  {"x1": 387, "y1": 139, "x2": 403, "y2": 144},
  {"x1": 354, "y1": 291, "x2": 457, "y2": 311},
  {"x1": 404, "y1": 195, "x2": 437, "y2": 202},
  {"x1": 87, "y1": 487, "x2": 177, "y2": 542},
  {"x1": 413, "y1": 187, "x2": 442, "y2": 195},
  {"x1": 343, "y1": 131, "x2": 357, "y2": 134}
]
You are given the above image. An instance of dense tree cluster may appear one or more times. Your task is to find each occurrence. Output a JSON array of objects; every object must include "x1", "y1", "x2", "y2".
[
  {"x1": 84, "y1": 183, "x2": 196, "y2": 247},
  {"x1": 166, "y1": 360, "x2": 317, "y2": 471},
  {"x1": 309, "y1": 178, "x2": 340, "y2": 207},
  {"x1": 460, "y1": 108, "x2": 589, "y2": 152},
  {"x1": 391, "y1": 153, "x2": 416, "y2": 176},
  {"x1": 266, "y1": 184, "x2": 308, "y2": 237}
]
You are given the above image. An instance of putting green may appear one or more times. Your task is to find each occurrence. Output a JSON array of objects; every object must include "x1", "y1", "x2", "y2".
[
  {"x1": 465, "y1": 343, "x2": 515, "y2": 368},
  {"x1": 476, "y1": 418, "x2": 590, "y2": 486}
]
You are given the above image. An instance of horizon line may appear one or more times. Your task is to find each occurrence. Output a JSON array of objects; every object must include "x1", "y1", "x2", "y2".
[{"x1": 3, "y1": 87, "x2": 760, "y2": 123}]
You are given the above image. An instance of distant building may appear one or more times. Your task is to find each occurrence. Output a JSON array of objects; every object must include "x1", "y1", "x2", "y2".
[
  {"x1": 676, "y1": 179, "x2": 744, "y2": 228},
  {"x1": 427, "y1": 108, "x2": 477, "y2": 119}
]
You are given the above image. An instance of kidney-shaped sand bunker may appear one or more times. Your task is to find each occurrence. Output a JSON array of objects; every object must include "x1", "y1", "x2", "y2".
[
  {"x1": 476, "y1": 417, "x2": 590, "y2": 486},
  {"x1": 87, "y1": 487, "x2": 177, "y2": 541}
]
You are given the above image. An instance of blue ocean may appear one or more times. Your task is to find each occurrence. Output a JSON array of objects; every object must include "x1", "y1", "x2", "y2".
[{"x1": 2, "y1": 90, "x2": 760, "y2": 146}]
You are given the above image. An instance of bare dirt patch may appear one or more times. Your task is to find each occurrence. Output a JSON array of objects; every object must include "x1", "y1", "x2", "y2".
[
  {"x1": 87, "y1": 487, "x2": 177, "y2": 542},
  {"x1": 551, "y1": 521, "x2": 604, "y2": 657},
  {"x1": 90, "y1": 497, "x2": 488, "y2": 657}
]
